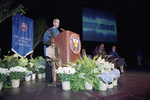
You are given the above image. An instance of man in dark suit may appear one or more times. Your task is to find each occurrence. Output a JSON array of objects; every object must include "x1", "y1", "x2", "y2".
[{"x1": 94, "y1": 45, "x2": 107, "y2": 60}]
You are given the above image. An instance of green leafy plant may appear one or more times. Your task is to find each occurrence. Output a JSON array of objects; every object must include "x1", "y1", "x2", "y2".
[
  {"x1": 34, "y1": 56, "x2": 45, "y2": 74},
  {"x1": 9, "y1": 66, "x2": 26, "y2": 80},
  {"x1": 28, "y1": 59, "x2": 37, "y2": 73},
  {"x1": 18, "y1": 57, "x2": 28, "y2": 67},
  {"x1": 0, "y1": 58, "x2": 6, "y2": 68},
  {"x1": 34, "y1": 56, "x2": 45, "y2": 67},
  {"x1": 37, "y1": 65, "x2": 45, "y2": 74},
  {"x1": 3, "y1": 52, "x2": 19, "y2": 69},
  {"x1": 66, "y1": 54, "x2": 101, "y2": 92},
  {"x1": 0, "y1": 0, "x2": 26, "y2": 23},
  {"x1": 18, "y1": 57, "x2": 32, "y2": 75}
]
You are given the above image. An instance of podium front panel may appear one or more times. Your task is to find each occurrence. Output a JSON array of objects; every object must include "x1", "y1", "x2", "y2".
[{"x1": 53, "y1": 30, "x2": 81, "y2": 65}]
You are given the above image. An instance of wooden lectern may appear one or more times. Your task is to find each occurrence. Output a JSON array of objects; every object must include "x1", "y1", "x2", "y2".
[
  {"x1": 46, "y1": 30, "x2": 81, "y2": 85},
  {"x1": 53, "y1": 30, "x2": 81, "y2": 65}
]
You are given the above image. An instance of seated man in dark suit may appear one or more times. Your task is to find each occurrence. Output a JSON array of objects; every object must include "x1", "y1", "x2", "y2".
[
  {"x1": 94, "y1": 45, "x2": 114, "y2": 65},
  {"x1": 94, "y1": 45, "x2": 107, "y2": 60}
]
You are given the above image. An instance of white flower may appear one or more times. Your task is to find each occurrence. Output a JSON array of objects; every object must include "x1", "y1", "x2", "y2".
[
  {"x1": 38, "y1": 65, "x2": 45, "y2": 69},
  {"x1": 70, "y1": 68, "x2": 76, "y2": 74},
  {"x1": 0, "y1": 68, "x2": 10, "y2": 75},
  {"x1": 9, "y1": 66, "x2": 26, "y2": 73},
  {"x1": 56, "y1": 67, "x2": 76, "y2": 75},
  {"x1": 56, "y1": 67, "x2": 64, "y2": 74},
  {"x1": 64, "y1": 67, "x2": 69, "y2": 74}
]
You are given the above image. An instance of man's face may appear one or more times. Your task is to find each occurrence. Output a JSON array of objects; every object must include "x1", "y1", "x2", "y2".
[
  {"x1": 53, "y1": 20, "x2": 60, "y2": 28},
  {"x1": 82, "y1": 50, "x2": 86, "y2": 54},
  {"x1": 112, "y1": 48, "x2": 116, "y2": 52},
  {"x1": 101, "y1": 44, "x2": 104, "y2": 48},
  {"x1": 98, "y1": 46, "x2": 102, "y2": 50}
]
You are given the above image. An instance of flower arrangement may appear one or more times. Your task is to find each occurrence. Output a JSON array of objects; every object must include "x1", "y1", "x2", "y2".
[
  {"x1": 56, "y1": 66, "x2": 76, "y2": 82},
  {"x1": 37, "y1": 65, "x2": 45, "y2": 74},
  {"x1": 103, "y1": 72, "x2": 114, "y2": 84},
  {"x1": 97, "y1": 69, "x2": 120, "y2": 84},
  {"x1": 9, "y1": 66, "x2": 26, "y2": 80},
  {"x1": 0, "y1": 68, "x2": 10, "y2": 82},
  {"x1": 109, "y1": 69, "x2": 120, "y2": 80},
  {"x1": 96, "y1": 57, "x2": 113, "y2": 73},
  {"x1": 34, "y1": 56, "x2": 45, "y2": 74},
  {"x1": 97, "y1": 73, "x2": 109, "y2": 84},
  {"x1": 28, "y1": 59, "x2": 38, "y2": 73},
  {"x1": 65, "y1": 54, "x2": 101, "y2": 92}
]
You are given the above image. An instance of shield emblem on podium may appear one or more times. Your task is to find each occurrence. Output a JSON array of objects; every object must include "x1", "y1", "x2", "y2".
[
  {"x1": 73, "y1": 38, "x2": 78, "y2": 51},
  {"x1": 70, "y1": 33, "x2": 81, "y2": 54}
]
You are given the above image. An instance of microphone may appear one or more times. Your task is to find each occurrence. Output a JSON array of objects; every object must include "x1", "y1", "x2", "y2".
[{"x1": 60, "y1": 28, "x2": 65, "y2": 31}]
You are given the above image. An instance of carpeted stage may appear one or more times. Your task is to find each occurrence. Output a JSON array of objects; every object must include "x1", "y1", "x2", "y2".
[{"x1": 0, "y1": 68, "x2": 150, "y2": 100}]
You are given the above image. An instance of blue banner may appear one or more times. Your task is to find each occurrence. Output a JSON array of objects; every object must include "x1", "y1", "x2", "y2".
[{"x1": 12, "y1": 13, "x2": 34, "y2": 57}]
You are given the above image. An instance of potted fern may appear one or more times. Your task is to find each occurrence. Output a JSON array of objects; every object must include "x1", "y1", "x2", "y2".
[{"x1": 66, "y1": 54, "x2": 101, "y2": 92}]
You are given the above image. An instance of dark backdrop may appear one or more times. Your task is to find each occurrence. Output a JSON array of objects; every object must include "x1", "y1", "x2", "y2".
[{"x1": 1, "y1": 0, "x2": 150, "y2": 68}]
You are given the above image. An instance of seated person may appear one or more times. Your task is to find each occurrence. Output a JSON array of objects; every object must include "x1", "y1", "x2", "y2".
[
  {"x1": 101, "y1": 43, "x2": 105, "y2": 51},
  {"x1": 109, "y1": 46, "x2": 125, "y2": 73},
  {"x1": 81, "y1": 49, "x2": 92, "y2": 59},
  {"x1": 93, "y1": 43, "x2": 105, "y2": 57},
  {"x1": 94, "y1": 45, "x2": 114, "y2": 63},
  {"x1": 94, "y1": 45, "x2": 107, "y2": 60}
]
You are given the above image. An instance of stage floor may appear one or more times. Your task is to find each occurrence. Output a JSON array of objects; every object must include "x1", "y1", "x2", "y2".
[{"x1": 0, "y1": 69, "x2": 150, "y2": 100}]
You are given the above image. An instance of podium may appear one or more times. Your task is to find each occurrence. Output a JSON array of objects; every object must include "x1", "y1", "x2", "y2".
[
  {"x1": 53, "y1": 30, "x2": 81, "y2": 65},
  {"x1": 46, "y1": 30, "x2": 81, "y2": 84}
]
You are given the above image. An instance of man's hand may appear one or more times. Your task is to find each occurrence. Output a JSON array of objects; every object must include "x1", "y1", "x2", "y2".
[{"x1": 115, "y1": 58, "x2": 119, "y2": 60}]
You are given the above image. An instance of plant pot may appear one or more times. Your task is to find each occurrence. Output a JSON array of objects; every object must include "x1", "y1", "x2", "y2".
[
  {"x1": 42, "y1": 73, "x2": 45, "y2": 78},
  {"x1": 12, "y1": 79, "x2": 20, "y2": 88},
  {"x1": 25, "y1": 75, "x2": 31, "y2": 81},
  {"x1": 113, "y1": 79, "x2": 118, "y2": 86},
  {"x1": 99, "y1": 80, "x2": 108, "y2": 91},
  {"x1": 107, "y1": 82, "x2": 113, "y2": 89},
  {"x1": 84, "y1": 81, "x2": 93, "y2": 90},
  {"x1": 38, "y1": 74, "x2": 43, "y2": 79},
  {"x1": 32, "y1": 73, "x2": 36, "y2": 80},
  {"x1": 62, "y1": 81, "x2": 70, "y2": 90},
  {"x1": 111, "y1": 63, "x2": 114, "y2": 69},
  {"x1": 0, "y1": 82, "x2": 3, "y2": 90}
]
